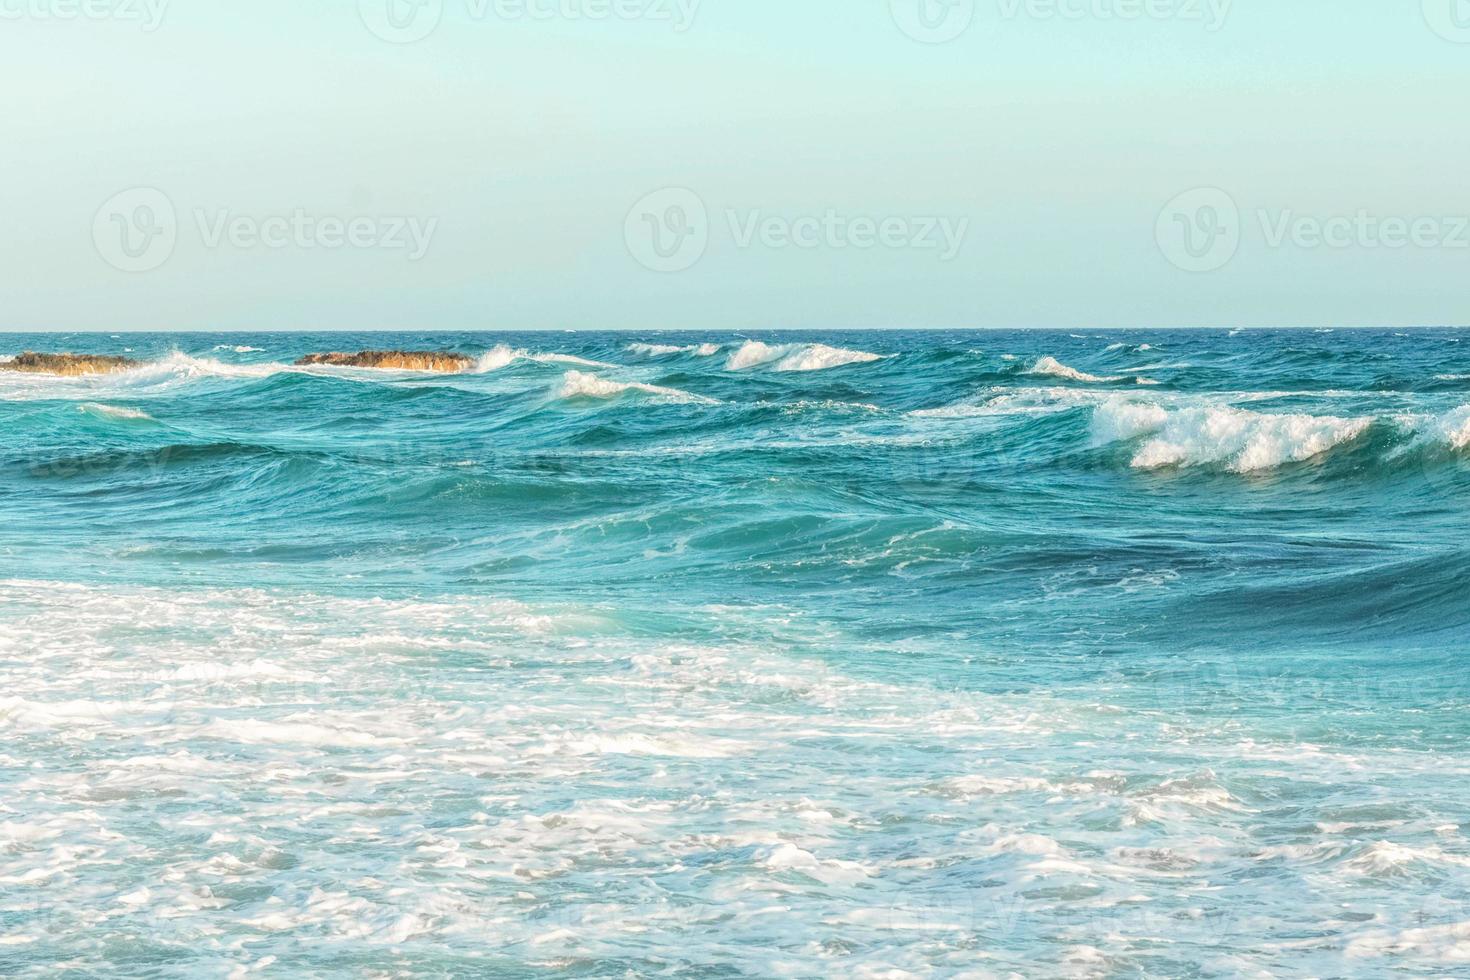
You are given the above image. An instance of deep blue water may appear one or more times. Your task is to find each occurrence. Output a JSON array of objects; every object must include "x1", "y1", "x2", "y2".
[{"x1": 2, "y1": 329, "x2": 1468, "y2": 976}]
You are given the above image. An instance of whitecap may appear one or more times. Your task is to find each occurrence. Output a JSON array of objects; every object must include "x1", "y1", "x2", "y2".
[
  {"x1": 627, "y1": 342, "x2": 721, "y2": 357},
  {"x1": 474, "y1": 344, "x2": 615, "y2": 373},
  {"x1": 77, "y1": 403, "x2": 155, "y2": 422},
  {"x1": 1091, "y1": 398, "x2": 1373, "y2": 471},
  {"x1": 724, "y1": 340, "x2": 882, "y2": 373},
  {"x1": 1430, "y1": 405, "x2": 1470, "y2": 450},
  {"x1": 555, "y1": 370, "x2": 717, "y2": 404},
  {"x1": 1027, "y1": 355, "x2": 1125, "y2": 384}
]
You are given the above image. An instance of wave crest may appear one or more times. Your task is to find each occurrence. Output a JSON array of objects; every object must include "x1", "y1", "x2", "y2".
[
  {"x1": 725, "y1": 341, "x2": 881, "y2": 372},
  {"x1": 555, "y1": 370, "x2": 716, "y2": 404},
  {"x1": 627, "y1": 342, "x2": 722, "y2": 357},
  {"x1": 1092, "y1": 398, "x2": 1373, "y2": 471},
  {"x1": 475, "y1": 345, "x2": 614, "y2": 373}
]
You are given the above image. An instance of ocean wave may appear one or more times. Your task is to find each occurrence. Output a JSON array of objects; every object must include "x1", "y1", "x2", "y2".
[
  {"x1": 1092, "y1": 398, "x2": 1373, "y2": 471},
  {"x1": 213, "y1": 344, "x2": 264, "y2": 353},
  {"x1": 0, "y1": 352, "x2": 287, "y2": 399},
  {"x1": 555, "y1": 370, "x2": 717, "y2": 404},
  {"x1": 475, "y1": 344, "x2": 614, "y2": 372},
  {"x1": 725, "y1": 340, "x2": 882, "y2": 373},
  {"x1": 77, "y1": 403, "x2": 155, "y2": 422},
  {"x1": 1429, "y1": 405, "x2": 1470, "y2": 451},
  {"x1": 1027, "y1": 355, "x2": 1155, "y2": 385},
  {"x1": 627, "y1": 342, "x2": 722, "y2": 357}
]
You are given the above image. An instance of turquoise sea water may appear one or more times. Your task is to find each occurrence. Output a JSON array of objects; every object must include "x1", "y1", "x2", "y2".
[{"x1": 2, "y1": 329, "x2": 1469, "y2": 977}]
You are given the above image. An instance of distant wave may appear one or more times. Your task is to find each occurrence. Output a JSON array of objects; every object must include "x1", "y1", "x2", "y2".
[
  {"x1": 1092, "y1": 398, "x2": 1373, "y2": 471},
  {"x1": 555, "y1": 370, "x2": 717, "y2": 404},
  {"x1": 475, "y1": 344, "x2": 615, "y2": 372},
  {"x1": 1027, "y1": 355, "x2": 1156, "y2": 385},
  {"x1": 725, "y1": 341, "x2": 882, "y2": 372},
  {"x1": 77, "y1": 403, "x2": 155, "y2": 422},
  {"x1": 627, "y1": 342, "x2": 722, "y2": 357},
  {"x1": 213, "y1": 345, "x2": 264, "y2": 353}
]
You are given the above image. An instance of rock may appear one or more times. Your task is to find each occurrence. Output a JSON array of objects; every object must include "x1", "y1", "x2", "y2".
[
  {"x1": 294, "y1": 350, "x2": 474, "y2": 373},
  {"x1": 1, "y1": 352, "x2": 138, "y2": 376}
]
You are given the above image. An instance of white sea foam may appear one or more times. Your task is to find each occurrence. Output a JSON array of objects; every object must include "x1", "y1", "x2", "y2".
[
  {"x1": 474, "y1": 344, "x2": 614, "y2": 373},
  {"x1": 555, "y1": 370, "x2": 716, "y2": 404},
  {"x1": 1431, "y1": 405, "x2": 1470, "y2": 450},
  {"x1": 1092, "y1": 398, "x2": 1373, "y2": 471},
  {"x1": 77, "y1": 403, "x2": 155, "y2": 421},
  {"x1": 627, "y1": 342, "x2": 722, "y2": 357},
  {"x1": 724, "y1": 340, "x2": 882, "y2": 372},
  {"x1": 1028, "y1": 355, "x2": 1132, "y2": 384},
  {"x1": 0, "y1": 352, "x2": 289, "y2": 400},
  {"x1": 213, "y1": 345, "x2": 265, "y2": 353}
]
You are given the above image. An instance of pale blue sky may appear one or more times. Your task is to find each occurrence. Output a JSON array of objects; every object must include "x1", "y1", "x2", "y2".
[{"x1": 2, "y1": 0, "x2": 1468, "y2": 330}]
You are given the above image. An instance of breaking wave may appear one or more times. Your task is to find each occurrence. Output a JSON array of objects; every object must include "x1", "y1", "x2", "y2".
[
  {"x1": 724, "y1": 340, "x2": 882, "y2": 372},
  {"x1": 627, "y1": 342, "x2": 722, "y2": 358},
  {"x1": 555, "y1": 370, "x2": 717, "y2": 404},
  {"x1": 1091, "y1": 398, "x2": 1374, "y2": 471}
]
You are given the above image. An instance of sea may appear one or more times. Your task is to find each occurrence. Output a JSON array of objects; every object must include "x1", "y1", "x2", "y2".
[{"x1": 1, "y1": 329, "x2": 1468, "y2": 977}]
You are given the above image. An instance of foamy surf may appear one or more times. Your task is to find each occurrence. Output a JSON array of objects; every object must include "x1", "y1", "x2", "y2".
[
  {"x1": 1092, "y1": 398, "x2": 1374, "y2": 471},
  {"x1": 475, "y1": 344, "x2": 616, "y2": 373},
  {"x1": 1430, "y1": 404, "x2": 1470, "y2": 451},
  {"x1": 724, "y1": 340, "x2": 882, "y2": 372},
  {"x1": 627, "y1": 342, "x2": 722, "y2": 357},
  {"x1": 77, "y1": 403, "x2": 155, "y2": 422},
  {"x1": 555, "y1": 370, "x2": 717, "y2": 404},
  {"x1": 1027, "y1": 355, "x2": 1154, "y2": 385}
]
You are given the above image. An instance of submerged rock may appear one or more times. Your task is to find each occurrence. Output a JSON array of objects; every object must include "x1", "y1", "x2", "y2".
[
  {"x1": 295, "y1": 350, "x2": 474, "y2": 373},
  {"x1": 1, "y1": 352, "x2": 138, "y2": 376}
]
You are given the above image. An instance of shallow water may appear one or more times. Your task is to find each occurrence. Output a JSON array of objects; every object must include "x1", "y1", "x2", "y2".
[{"x1": 1, "y1": 329, "x2": 1468, "y2": 977}]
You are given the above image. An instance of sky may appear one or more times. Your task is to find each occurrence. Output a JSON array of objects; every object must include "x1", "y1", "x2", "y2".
[{"x1": 2, "y1": 0, "x2": 1469, "y2": 331}]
